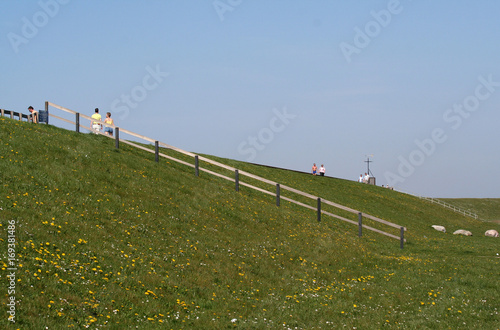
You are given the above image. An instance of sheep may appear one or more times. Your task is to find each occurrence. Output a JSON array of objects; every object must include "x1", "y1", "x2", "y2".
[
  {"x1": 431, "y1": 225, "x2": 446, "y2": 233},
  {"x1": 484, "y1": 229, "x2": 499, "y2": 238},
  {"x1": 453, "y1": 229, "x2": 472, "y2": 236}
]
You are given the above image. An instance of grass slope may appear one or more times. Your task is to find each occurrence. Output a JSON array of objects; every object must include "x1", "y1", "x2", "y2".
[
  {"x1": 440, "y1": 198, "x2": 500, "y2": 222},
  {"x1": 1, "y1": 117, "x2": 499, "y2": 329}
]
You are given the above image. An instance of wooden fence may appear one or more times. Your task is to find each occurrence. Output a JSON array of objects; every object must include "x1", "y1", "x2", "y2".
[
  {"x1": 44, "y1": 101, "x2": 408, "y2": 247},
  {"x1": 0, "y1": 107, "x2": 50, "y2": 123},
  {"x1": 1, "y1": 109, "x2": 32, "y2": 122}
]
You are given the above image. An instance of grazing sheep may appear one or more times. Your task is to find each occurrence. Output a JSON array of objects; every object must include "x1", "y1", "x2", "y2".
[
  {"x1": 484, "y1": 229, "x2": 499, "y2": 237},
  {"x1": 431, "y1": 225, "x2": 446, "y2": 233},
  {"x1": 453, "y1": 229, "x2": 472, "y2": 236}
]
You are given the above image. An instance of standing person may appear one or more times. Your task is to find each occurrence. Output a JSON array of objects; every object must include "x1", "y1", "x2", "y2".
[
  {"x1": 364, "y1": 172, "x2": 370, "y2": 184},
  {"x1": 358, "y1": 174, "x2": 363, "y2": 183},
  {"x1": 28, "y1": 106, "x2": 38, "y2": 123},
  {"x1": 319, "y1": 164, "x2": 326, "y2": 176},
  {"x1": 104, "y1": 112, "x2": 114, "y2": 136},
  {"x1": 311, "y1": 163, "x2": 317, "y2": 175},
  {"x1": 90, "y1": 108, "x2": 102, "y2": 133}
]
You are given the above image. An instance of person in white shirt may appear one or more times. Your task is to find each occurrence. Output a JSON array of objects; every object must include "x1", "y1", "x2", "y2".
[
  {"x1": 358, "y1": 174, "x2": 363, "y2": 183},
  {"x1": 319, "y1": 165, "x2": 325, "y2": 176},
  {"x1": 364, "y1": 172, "x2": 370, "y2": 183}
]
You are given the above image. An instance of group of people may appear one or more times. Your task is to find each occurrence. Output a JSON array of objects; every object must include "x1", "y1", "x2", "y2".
[
  {"x1": 91, "y1": 108, "x2": 115, "y2": 136},
  {"x1": 358, "y1": 173, "x2": 370, "y2": 183},
  {"x1": 311, "y1": 163, "x2": 326, "y2": 176},
  {"x1": 27, "y1": 105, "x2": 115, "y2": 136}
]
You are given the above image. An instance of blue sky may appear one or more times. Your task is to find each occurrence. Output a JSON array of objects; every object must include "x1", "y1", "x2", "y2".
[{"x1": 1, "y1": 0, "x2": 499, "y2": 198}]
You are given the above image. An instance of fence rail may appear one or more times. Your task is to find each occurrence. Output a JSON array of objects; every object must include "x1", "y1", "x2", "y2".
[
  {"x1": 1, "y1": 109, "x2": 31, "y2": 122},
  {"x1": 42, "y1": 101, "x2": 408, "y2": 247},
  {"x1": 418, "y1": 196, "x2": 478, "y2": 219},
  {"x1": 395, "y1": 189, "x2": 479, "y2": 220}
]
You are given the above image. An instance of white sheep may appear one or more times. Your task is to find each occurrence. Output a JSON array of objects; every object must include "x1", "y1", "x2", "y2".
[
  {"x1": 431, "y1": 225, "x2": 446, "y2": 233},
  {"x1": 453, "y1": 229, "x2": 472, "y2": 236},
  {"x1": 484, "y1": 229, "x2": 499, "y2": 237}
]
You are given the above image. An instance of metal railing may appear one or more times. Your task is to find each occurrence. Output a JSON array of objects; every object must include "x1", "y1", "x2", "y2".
[
  {"x1": 418, "y1": 196, "x2": 478, "y2": 219},
  {"x1": 396, "y1": 189, "x2": 478, "y2": 220}
]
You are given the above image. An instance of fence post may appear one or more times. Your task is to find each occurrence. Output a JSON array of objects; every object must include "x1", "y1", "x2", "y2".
[
  {"x1": 155, "y1": 141, "x2": 159, "y2": 162},
  {"x1": 358, "y1": 212, "x2": 362, "y2": 237},
  {"x1": 400, "y1": 227, "x2": 404, "y2": 249},
  {"x1": 235, "y1": 170, "x2": 239, "y2": 192},
  {"x1": 115, "y1": 127, "x2": 119, "y2": 149},
  {"x1": 76, "y1": 113, "x2": 80, "y2": 133},
  {"x1": 317, "y1": 198, "x2": 321, "y2": 222},
  {"x1": 276, "y1": 183, "x2": 280, "y2": 206},
  {"x1": 45, "y1": 101, "x2": 49, "y2": 125},
  {"x1": 195, "y1": 155, "x2": 199, "y2": 177}
]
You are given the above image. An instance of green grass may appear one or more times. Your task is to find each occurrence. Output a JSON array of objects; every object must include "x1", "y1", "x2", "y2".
[
  {"x1": 440, "y1": 198, "x2": 500, "y2": 222},
  {"x1": 1, "y1": 117, "x2": 499, "y2": 329}
]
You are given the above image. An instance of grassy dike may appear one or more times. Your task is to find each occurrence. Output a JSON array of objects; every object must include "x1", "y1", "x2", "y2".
[
  {"x1": 1, "y1": 117, "x2": 499, "y2": 329},
  {"x1": 439, "y1": 198, "x2": 500, "y2": 222}
]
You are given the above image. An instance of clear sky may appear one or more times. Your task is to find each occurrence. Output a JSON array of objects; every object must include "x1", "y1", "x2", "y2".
[{"x1": 2, "y1": 0, "x2": 499, "y2": 198}]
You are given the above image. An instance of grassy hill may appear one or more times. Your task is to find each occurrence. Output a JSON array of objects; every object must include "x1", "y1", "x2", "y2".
[
  {"x1": 440, "y1": 198, "x2": 500, "y2": 222},
  {"x1": 1, "y1": 117, "x2": 499, "y2": 329}
]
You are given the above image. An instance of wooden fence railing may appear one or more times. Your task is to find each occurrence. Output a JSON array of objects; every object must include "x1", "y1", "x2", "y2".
[
  {"x1": 1, "y1": 107, "x2": 50, "y2": 123},
  {"x1": 1, "y1": 109, "x2": 32, "y2": 122},
  {"x1": 44, "y1": 101, "x2": 408, "y2": 247}
]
